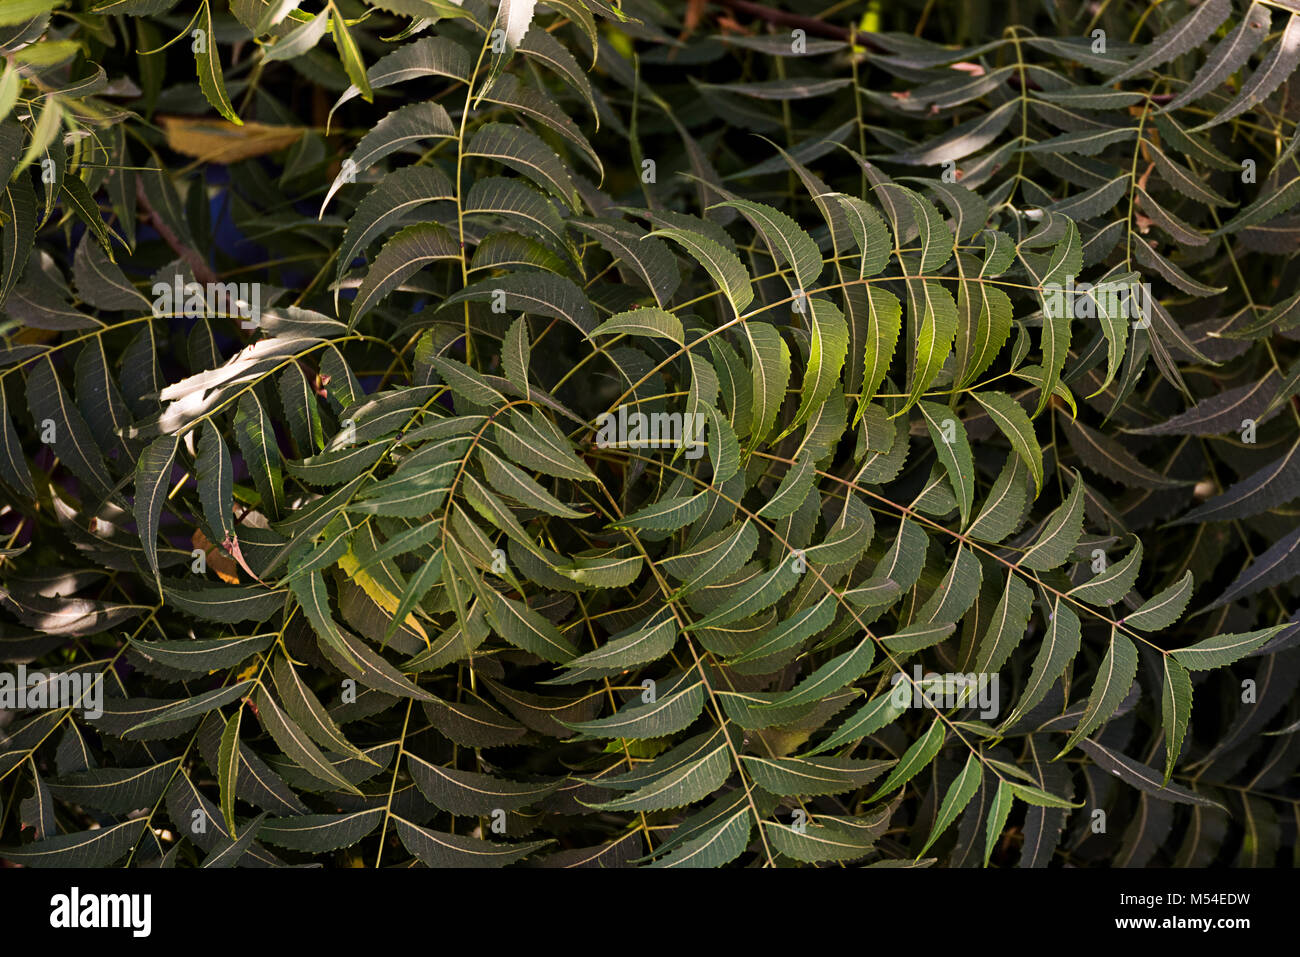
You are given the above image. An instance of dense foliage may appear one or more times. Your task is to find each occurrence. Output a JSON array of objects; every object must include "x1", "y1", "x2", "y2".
[{"x1": 0, "y1": 0, "x2": 1297, "y2": 869}]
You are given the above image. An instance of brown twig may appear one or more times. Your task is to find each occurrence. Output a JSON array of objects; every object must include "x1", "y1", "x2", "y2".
[
  {"x1": 713, "y1": 0, "x2": 860, "y2": 43},
  {"x1": 135, "y1": 178, "x2": 218, "y2": 285}
]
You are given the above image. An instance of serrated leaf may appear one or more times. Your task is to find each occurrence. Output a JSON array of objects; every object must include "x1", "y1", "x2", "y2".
[
  {"x1": 650, "y1": 227, "x2": 753, "y2": 317},
  {"x1": 918, "y1": 752, "x2": 981, "y2": 856},
  {"x1": 974, "y1": 392, "x2": 1043, "y2": 495},
  {"x1": 407, "y1": 752, "x2": 560, "y2": 814},
  {"x1": 742, "y1": 755, "x2": 891, "y2": 797},
  {"x1": 1019, "y1": 472, "x2": 1084, "y2": 571},
  {"x1": 1194, "y1": 10, "x2": 1300, "y2": 131},
  {"x1": 1162, "y1": 2, "x2": 1272, "y2": 113},
  {"x1": 135, "y1": 434, "x2": 178, "y2": 590},
  {"x1": 1069, "y1": 540, "x2": 1142, "y2": 606},
  {"x1": 260, "y1": 808, "x2": 383, "y2": 851},
  {"x1": 1124, "y1": 571, "x2": 1194, "y2": 631},
  {"x1": 590, "y1": 744, "x2": 729, "y2": 812},
  {"x1": 1057, "y1": 632, "x2": 1138, "y2": 756},
  {"x1": 565, "y1": 678, "x2": 705, "y2": 740},
  {"x1": 565, "y1": 615, "x2": 677, "y2": 670},
  {"x1": 714, "y1": 198, "x2": 821, "y2": 291},
  {"x1": 218, "y1": 709, "x2": 241, "y2": 837},
  {"x1": 1078, "y1": 739, "x2": 1223, "y2": 808},
  {"x1": 1169, "y1": 437, "x2": 1300, "y2": 526},
  {"x1": 253, "y1": 686, "x2": 361, "y2": 795},
  {"x1": 786, "y1": 299, "x2": 848, "y2": 436},
  {"x1": 867, "y1": 719, "x2": 945, "y2": 802},
  {"x1": 919, "y1": 401, "x2": 974, "y2": 524},
  {"x1": 1171, "y1": 626, "x2": 1286, "y2": 670},
  {"x1": 1003, "y1": 599, "x2": 1081, "y2": 728},
  {"x1": 0, "y1": 819, "x2": 142, "y2": 867},
  {"x1": 195, "y1": 0, "x2": 241, "y2": 124},
  {"x1": 902, "y1": 279, "x2": 958, "y2": 414},
  {"x1": 1108, "y1": 0, "x2": 1232, "y2": 82},
  {"x1": 392, "y1": 815, "x2": 548, "y2": 867},
  {"x1": 1161, "y1": 657, "x2": 1192, "y2": 784},
  {"x1": 984, "y1": 779, "x2": 1014, "y2": 867}
]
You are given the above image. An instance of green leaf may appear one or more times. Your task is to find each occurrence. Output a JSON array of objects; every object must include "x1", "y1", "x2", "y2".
[
  {"x1": 975, "y1": 573, "x2": 1034, "y2": 674},
  {"x1": 977, "y1": 779, "x2": 1012, "y2": 867},
  {"x1": 128, "y1": 633, "x2": 275, "y2": 672},
  {"x1": 757, "y1": 453, "x2": 815, "y2": 520},
  {"x1": 1161, "y1": 2, "x2": 1272, "y2": 112},
  {"x1": 742, "y1": 755, "x2": 891, "y2": 797},
  {"x1": 271, "y1": 656, "x2": 369, "y2": 763},
  {"x1": 901, "y1": 279, "x2": 958, "y2": 414},
  {"x1": 590, "y1": 744, "x2": 730, "y2": 812},
  {"x1": 713, "y1": 198, "x2": 821, "y2": 291},
  {"x1": 1019, "y1": 472, "x2": 1084, "y2": 572},
  {"x1": 1124, "y1": 571, "x2": 1194, "y2": 631},
  {"x1": 649, "y1": 804, "x2": 751, "y2": 868},
  {"x1": 1108, "y1": 0, "x2": 1232, "y2": 82},
  {"x1": 0, "y1": 819, "x2": 142, "y2": 867},
  {"x1": 234, "y1": 393, "x2": 285, "y2": 520},
  {"x1": 1168, "y1": 437, "x2": 1300, "y2": 526},
  {"x1": 407, "y1": 753, "x2": 560, "y2": 814},
  {"x1": 786, "y1": 299, "x2": 848, "y2": 437},
  {"x1": 918, "y1": 752, "x2": 981, "y2": 856},
  {"x1": 650, "y1": 227, "x2": 754, "y2": 317},
  {"x1": 483, "y1": 588, "x2": 579, "y2": 662},
  {"x1": 135, "y1": 434, "x2": 178, "y2": 590},
  {"x1": 1193, "y1": 10, "x2": 1300, "y2": 131},
  {"x1": 465, "y1": 122, "x2": 580, "y2": 211},
  {"x1": 1057, "y1": 632, "x2": 1138, "y2": 756},
  {"x1": 478, "y1": 447, "x2": 586, "y2": 519},
  {"x1": 867, "y1": 720, "x2": 945, "y2": 802},
  {"x1": 919, "y1": 401, "x2": 974, "y2": 524},
  {"x1": 854, "y1": 286, "x2": 902, "y2": 409},
  {"x1": 973, "y1": 392, "x2": 1042, "y2": 495},
  {"x1": 1002, "y1": 599, "x2": 1081, "y2": 728},
  {"x1": 744, "y1": 321, "x2": 791, "y2": 448},
  {"x1": 322, "y1": 101, "x2": 455, "y2": 211},
  {"x1": 443, "y1": 272, "x2": 596, "y2": 335},
  {"x1": 164, "y1": 583, "x2": 285, "y2": 623},
  {"x1": 1010, "y1": 783, "x2": 1080, "y2": 808},
  {"x1": 195, "y1": 0, "x2": 241, "y2": 124},
  {"x1": 759, "y1": 634, "x2": 875, "y2": 711},
  {"x1": 1161, "y1": 657, "x2": 1192, "y2": 785},
  {"x1": 126, "y1": 682, "x2": 254, "y2": 735},
  {"x1": 565, "y1": 615, "x2": 677, "y2": 670},
  {"x1": 392, "y1": 815, "x2": 549, "y2": 867},
  {"x1": 0, "y1": 386, "x2": 34, "y2": 497},
  {"x1": 617, "y1": 492, "x2": 708, "y2": 532},
  {"x1": 218, "y1": 709, "x2": 241, "y2": 837},
  {"x1": 259, "y1": 808, "x2": 384, "y2": 851},
  {"x1": 1070, "y1": 540, "x2": 1142, "y2": 607},
  {"x1": 565, "y1": 678, "x2": 705, "y2": 740},
  {"x1": 253, "y1": 686, "x2": 362, "y2": 795},
  {"x1": 48, "y1": 760, "x2": 180, "y2": 814},
  {"x1": 1077, "y1": 740, "x2": 1224, "y2": 809},
  {"x1": 328, "y1": 1, "x2": 371, "y2": 102},
  {"x1": 496, "y1": 409, "x2": 592, "y2": 478},
  {"x1": 834, "y1": 194, "x2": 891, "y2": 278},
  {"x1": 350, "y1": 223, "x2": 460, "y2": 326},
  {"x1": 196, "y1": 421, "x2": 234, "y2": 542},
  {"x1": 1171, "y1": 626, "x2": 1286, "y2": 670},
  {"x1": 764, "y1": 808, "x2": 888, "y2": 863},
  {"x1": 29, "y1": 356, "x2": 114, "y2": 500},
  {"x1": 591, "y1": 307, "x2": 683, "y2": 345},
  {"x1": 570, "y1": 219, "x2": 679, "y2": 306},
  {"x1": 669, "y1": 520, "x2": 758, "y2": 598}
]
